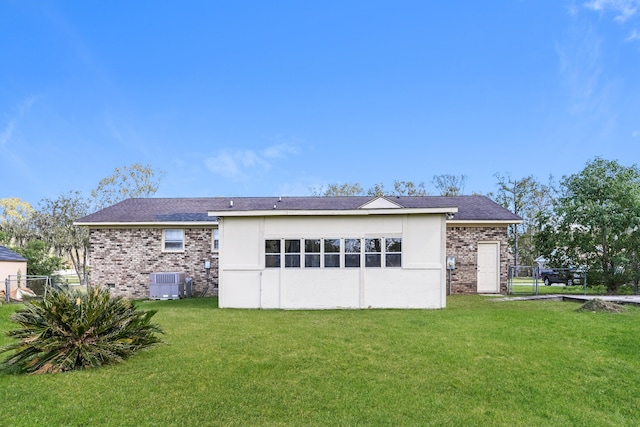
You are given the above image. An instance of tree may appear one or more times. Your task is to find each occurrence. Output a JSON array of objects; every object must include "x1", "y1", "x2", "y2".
[
  {"x1": 309, "y1": 183, "x2": 365, "y2": 197},
  {"x1": 91, "y1": 163, "x2": 165, "y2": 210},
  {"x1": 12, "y1": 240, "x2": 63, "y2": 277},
  {"x1": 432, "y1": 174, "x2": 467, "y2": 196},
  {"x1": 491, "y1": 173, "x2": 556, "y2": 266},
  {"x1": 33, "y1": 192, "x2": 90, "y2": 286},
  {"x1": 23, "y1": 164, "x2": 165, "y2": 286},
  {"x1": 540, "y1": 158, "x2": 640, "y2": 294},
  {"x1": 0, "y1": 198, "x2": 35, "y2": 247},
  {"x1": 367, "y1": 183, "x2": 386, "y2": 197},
  {"x1": 392, "y1": 180, "x2": 428, "y2": 196},
  {"x1": 310, "y1": 180, "x2": 428, "y2": 197},
  {"x1": 0, "y1": 286, "x2": 163, "y2": 374}
]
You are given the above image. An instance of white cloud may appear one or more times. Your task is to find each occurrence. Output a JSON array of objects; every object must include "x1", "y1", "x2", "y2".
[
  {"x1": 584, "y1": 0, "x2": 640, "y2": 23},
  {"x1": 205, "y1": 142, "x2": 299, "y2": 181}
]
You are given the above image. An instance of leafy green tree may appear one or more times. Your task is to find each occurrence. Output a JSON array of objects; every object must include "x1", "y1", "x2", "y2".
[
  {"x1": 91, "y1": 163, "x2": 165, "y2": 210},
  {"x1": 540, "y1": 158, "x2": 640, "y2": 294},
  {"x1": 0, "y1": 285, "x2": 163, "y2": 374},
  {"x1": 12, "y1": 240, "x2": 63, "y2": 277},
  {"x1": 491, "y1": 173, "x2": 556, "y2": 266},
  {"x1": 34, "y1": 192, "x2": 90, "y2": 285}
]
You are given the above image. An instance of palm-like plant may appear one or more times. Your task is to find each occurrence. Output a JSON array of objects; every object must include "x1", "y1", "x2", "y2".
[{"x1": 0, "y1": 286, "x2": 163, "y2": 374}]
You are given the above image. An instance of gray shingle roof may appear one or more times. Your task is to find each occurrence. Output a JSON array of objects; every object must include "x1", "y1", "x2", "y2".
[
  {"x1": 75, "y1": 195, "x2": 521, "y2": 224},
  {"x1": 0, "y1": 245, "x2": 27, "y2": 262}
]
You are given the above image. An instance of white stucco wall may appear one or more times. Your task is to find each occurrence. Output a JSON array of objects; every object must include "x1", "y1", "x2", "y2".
[
  {"x1": 0, "y1": 261, "x2": 28, "y2": 288},
  {"x1": 218, "y1": 213, "x2": 447, "y2": 309}
]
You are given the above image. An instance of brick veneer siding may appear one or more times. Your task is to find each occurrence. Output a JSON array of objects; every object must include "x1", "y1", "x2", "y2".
[
  {"x1": 88, "y1": 227, "x2": 218, "y2": 299},
  {"x1": 446, "y1": 225, "x2": 509, "y2": 294}
]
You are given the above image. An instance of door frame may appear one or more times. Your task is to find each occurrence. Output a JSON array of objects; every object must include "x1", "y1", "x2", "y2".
[{"x1": 477, "y1": 241, "x2": 500, "y2": 293}]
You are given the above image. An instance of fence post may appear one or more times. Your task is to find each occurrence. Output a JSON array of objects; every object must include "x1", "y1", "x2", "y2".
[{"x1": 4, "y1": 278, "x2": 9, "y2": 302}]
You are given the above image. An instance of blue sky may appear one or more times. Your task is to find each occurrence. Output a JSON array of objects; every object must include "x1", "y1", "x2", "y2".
[{"x1": 2, "y1": 0, "x2": 640, "y2": 208}]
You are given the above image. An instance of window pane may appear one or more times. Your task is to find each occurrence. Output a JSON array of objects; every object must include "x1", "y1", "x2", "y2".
[
  {"x1": 266, "y1": 254, "x2": 281, "y2": 268},
  {"x1": 285, "y1": 239, "x2": 300, "y2": 253},
  {"x1": 265, "y1": 240, "x2": 281, "y2": 253},
  {"x1": 164, "y1": 241, "x2": 183, "y2": 250},
  {"x1": 305, "y1": 239, "x2": 321, "y2": 253},
  {"x1": 164, "y1": 229, "x2": 184, "y2": 250},
  {"x1": 325, "y1": 253, "x2": 340, "y2": 268},
  {"x1": 345, "y1": 254, "x2": 360, "y2": 268},
  {"x1": 365, "y1": 239, "x2": 381, "y2": 267},
  {"x1": 165, "y1": 229, "x2": 183, "y2": 241},
  {"x1": 386, "y1": 254, "x2": 402, "y2": 267},
  {"x1": 386, "y1": 238, "x2": 402, "y2": 253},
  {"x1": 285, "y1": 254, "x2": 301, "y2": 268},
  {"x1": 213, "y1": 229, "x2": 220, "y2": 250},
  {"x1": 366, "y1": 254, "x2": 382, "y2": 267},
  {"x1": 284, "y1": 240, "x2": 300, "y2": 268},
  {"x1": 365, "y1": 238, "x2": 381, "y2": 252},
  {"x1": 324, "y1": 239, "x2": 340, "y2": 253},
  {"x1": 345, "y1": 239, "x2": 361, "y2": 253},
  {"x1": 345, "y1": 239, "x2": 361, "y2": 268},
  {"x1": 305, "y1": 254, "x2": 321, "y2": 268}
]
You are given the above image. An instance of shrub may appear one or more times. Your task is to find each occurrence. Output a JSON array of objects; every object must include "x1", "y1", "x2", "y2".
[{"x1": 0, "y1": 286, "x2": 163, "y2": 374}]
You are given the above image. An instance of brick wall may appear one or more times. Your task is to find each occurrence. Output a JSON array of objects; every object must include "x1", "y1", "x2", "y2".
[
  {"x1": 446, "y1": 226, "x2": 509, "y2": 294},
  {"x1": 89, "y1": 224, "x2": 509, "y2": 299},
  {"x1": 88, "y1": 228, "x2": 218, "y2": 299}
]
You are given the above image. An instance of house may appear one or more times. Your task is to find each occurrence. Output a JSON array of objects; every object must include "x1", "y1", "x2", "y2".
[
  {"x1": 0, "y1": 245, "x2": 28, "y2": 301},
  {"x1": 75, "y1": 195, "x2": 521, "y2": 308}
]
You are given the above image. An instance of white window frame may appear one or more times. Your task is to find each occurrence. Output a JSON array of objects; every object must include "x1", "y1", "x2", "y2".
[
  {"x1": 384, "y1": 237, "x2": 402, "y2": 268},
  {"x1": 304, "y1": 238, "x2": 321, "y2": 268},
  {"x1": 212, "y1": 227, "x2": 220, "y2": 252},
  {"x1": 263, "y1": 236, "x2": 402, "y2": 269},
  {"x1": 163, "y1": 229, "x2": 185, "y2": 252}
]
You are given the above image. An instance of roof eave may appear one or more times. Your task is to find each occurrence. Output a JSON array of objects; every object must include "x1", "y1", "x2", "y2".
[
  {"x1": 207, "y1": 207, "x2": 458, "y2": 217},
  {"x1": 446, "y1": 219, "x2": 522, "y2": 226},
  {"x1": 74, "y1": 221, "x2": 219, "y2": 227}
]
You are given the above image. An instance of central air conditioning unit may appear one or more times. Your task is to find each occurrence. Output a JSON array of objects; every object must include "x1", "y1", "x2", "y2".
[{"x1": 149, "y1": 272, "x2": 186, "y2": 300}]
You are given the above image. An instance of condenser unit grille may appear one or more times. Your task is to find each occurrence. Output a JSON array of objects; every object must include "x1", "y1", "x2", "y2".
[
  {"x1": 155, "y1": 273, "x2": 179, "y2": 284},
  {"x1": 149, "y1": 272, "x2": 186, "y2": 300}
]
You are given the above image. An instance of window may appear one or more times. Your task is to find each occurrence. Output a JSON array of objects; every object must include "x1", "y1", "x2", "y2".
[
  {"x1": 385, "y1": 238, "x2": 402, "y2": 267},
  {"x1": 324, "y1": 239, "x2": 340, "y2": 268},
  {"x1": 305, "y1": 239, "x2": 321, "y2": 268},
  {"x1": 265, "y1": 240, "x2": 281, "y2": 268},
  {"x1": 345, "y1": 238, "x2": 361, "y2": 268},
  {"x1": 264, "y1": 236, "x2": 402, "y2": 269},
  {"x1": 285, "y1": 239, "x2": 301, "y2": 268},
  {"x1": 213, "y1": 228, "x2": 219, "y2": 251},
  {"x1": 163, "y1": 229, "x2": 184, "y2": 251},
  {"x1": 365, "y1": 238, "x2": 382, "y2": 267}
]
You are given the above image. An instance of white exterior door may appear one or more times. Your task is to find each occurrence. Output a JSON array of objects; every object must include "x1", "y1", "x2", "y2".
[{"x1": 477, "y1": 242, "x2": 499, "y2": 293}]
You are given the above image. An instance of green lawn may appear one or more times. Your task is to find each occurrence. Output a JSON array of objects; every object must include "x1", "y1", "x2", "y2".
[
  {"x1": 1, "y1": 296, "x2": 640, "y2": 426},
  {"x1": 507, "y1": 277, "x2": 633, "y2": 296}
]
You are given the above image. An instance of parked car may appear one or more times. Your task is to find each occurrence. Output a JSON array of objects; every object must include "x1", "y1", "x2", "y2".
[{"x1": 538, "y1": 268, "x2": 582, "y2": 286}]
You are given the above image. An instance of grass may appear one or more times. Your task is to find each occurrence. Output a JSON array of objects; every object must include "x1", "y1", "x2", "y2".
[
  {"x1": 1, "y1": 296, "x2": 640, "y2": 426},
  {"x1": 507, "y1": 277, "x2": 637, "y2": 296}
]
